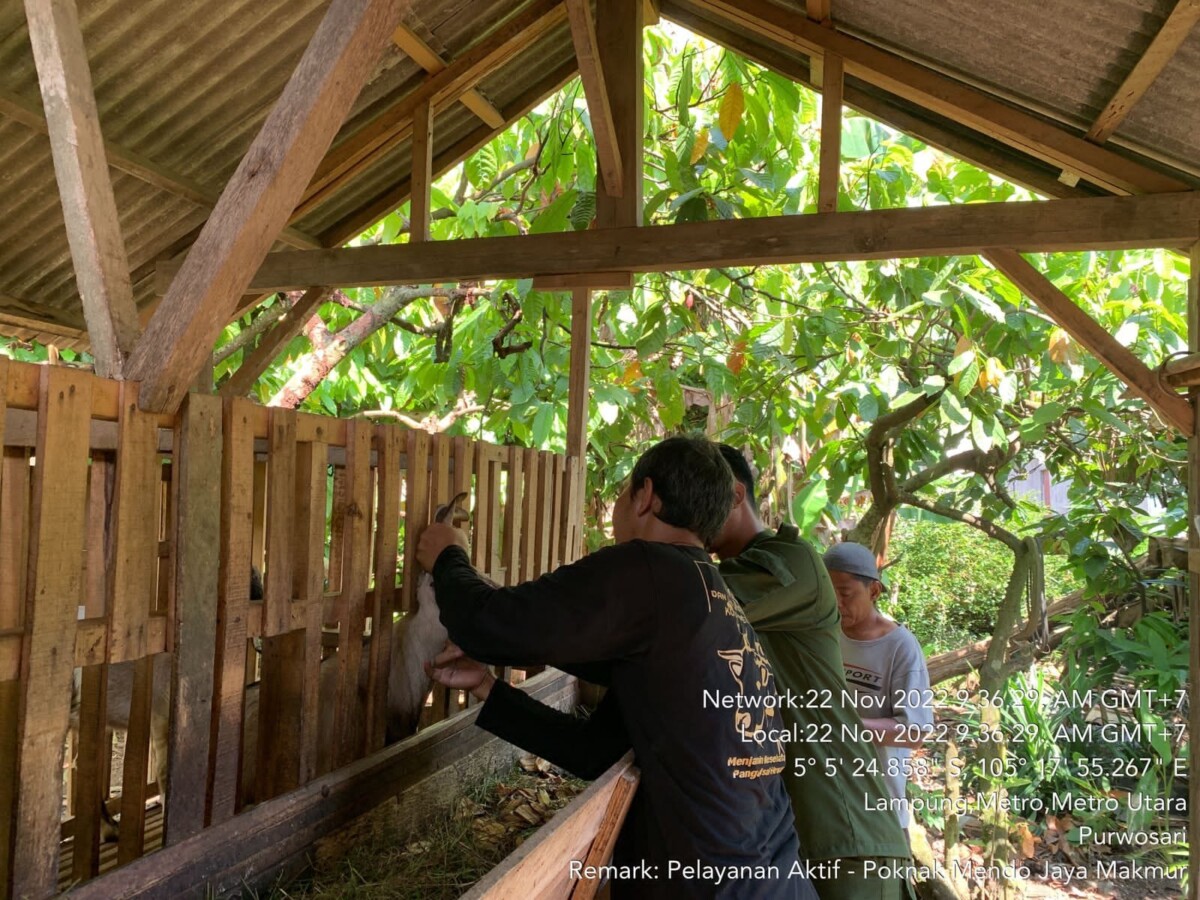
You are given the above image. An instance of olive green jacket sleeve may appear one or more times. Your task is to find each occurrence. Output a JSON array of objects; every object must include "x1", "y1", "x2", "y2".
[{"x1": 720, "y1": 525, "x2": 840, "y2": 635}]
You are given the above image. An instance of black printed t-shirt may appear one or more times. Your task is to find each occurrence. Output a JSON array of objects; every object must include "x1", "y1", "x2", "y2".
[{"x1": 433, "y1": 541, "x2": 814, "y2": 900}]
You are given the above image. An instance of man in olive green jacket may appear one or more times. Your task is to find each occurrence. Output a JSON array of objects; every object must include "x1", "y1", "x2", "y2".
[{"x1": 712, "y1": 445, "x2": 913, "y2": 900}]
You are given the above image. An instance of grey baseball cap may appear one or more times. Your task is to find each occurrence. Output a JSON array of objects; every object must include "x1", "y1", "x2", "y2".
[{"x1": 823, "y1": 542, "x2": 881, "y2": 581}]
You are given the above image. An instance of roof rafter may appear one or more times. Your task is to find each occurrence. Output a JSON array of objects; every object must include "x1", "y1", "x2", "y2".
[
  {"x1": 24, "y1": 0, "x2": 140, "y2": 378},
  {"x1": 126, "y1": 0, "x2": 409, "y2": 413},
  {"x1": 1087, "y1": 0, "x2": 1200, "y2": 144},
  {"x1": 690, "y1": 0, "x2": 1189, "y2": 195},
  {"x1": 566, "y1": 0, "x2": 624, "y2": 197},
  {"x1": 297, "y1": 0, "x2": 567, "y2": 219},
  {"x1": 0, "y1": 90, "x2": 321, "y2": 251},
  {"x1": 391, "y1": 25, "x2": 505, "y2": 128},
  {"x1": 165, "y1": 192, "x2": 1200, "y2": 292}
]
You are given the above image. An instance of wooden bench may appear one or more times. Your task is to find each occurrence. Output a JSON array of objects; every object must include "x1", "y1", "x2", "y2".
[{"x1": 462, "y1": 753, "x2": 640, "y2": 900}]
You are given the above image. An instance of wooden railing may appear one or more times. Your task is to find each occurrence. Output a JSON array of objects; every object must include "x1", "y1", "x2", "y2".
[{"x1": 0, "y1": 358, "x2": 582, "y2": 898}]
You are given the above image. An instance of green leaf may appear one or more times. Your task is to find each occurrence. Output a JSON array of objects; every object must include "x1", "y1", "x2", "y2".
[
  {"x1": 532, "y1": 403, "x2": 554, "y2": 448},
  {"x1": 791, "y1": 480, "x2": 828, "y2": 531},
  {"x1": 530, "y1": 189, "x2": 579, "y2": 234}
]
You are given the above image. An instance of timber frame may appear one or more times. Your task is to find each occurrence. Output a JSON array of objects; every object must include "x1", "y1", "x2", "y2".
[{"x1": 4, "y1": 0, "x2": 1200, "y2": 896}]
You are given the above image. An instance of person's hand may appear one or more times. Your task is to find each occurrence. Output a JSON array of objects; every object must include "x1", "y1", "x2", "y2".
[
  {"x1": 417, "y1": 522, "x2": 469, "y2": 571},
  {"x1": 424, "y1": 643, "x2": 496, "y2": 701}
]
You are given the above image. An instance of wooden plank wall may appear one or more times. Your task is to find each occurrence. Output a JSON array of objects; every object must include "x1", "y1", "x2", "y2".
[{"x1": 0, "y1": 359, "x2": 580, "y2": 898}]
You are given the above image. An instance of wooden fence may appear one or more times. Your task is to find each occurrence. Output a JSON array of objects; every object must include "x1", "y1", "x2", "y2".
[{"x1": 0, "y1": 358, "x2": 583, "y2": 899}]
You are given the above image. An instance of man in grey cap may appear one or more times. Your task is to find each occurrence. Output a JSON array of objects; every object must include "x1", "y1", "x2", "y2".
[{"x1": 824, "y1": 542, "x2": 933, "y2": 831}]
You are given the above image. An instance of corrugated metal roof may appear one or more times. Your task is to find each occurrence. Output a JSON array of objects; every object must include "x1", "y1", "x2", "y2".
[{"x1": 0, "y1": 0, "x2": 1198, "y2": 349}]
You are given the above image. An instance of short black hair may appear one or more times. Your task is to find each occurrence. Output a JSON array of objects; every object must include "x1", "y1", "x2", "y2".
[
  {"x1": 717, "y1": 443, "x2": 756, "y2": 505},
  {"x1": 630, "y1": 435, "x2": 734, "y2": 544}
]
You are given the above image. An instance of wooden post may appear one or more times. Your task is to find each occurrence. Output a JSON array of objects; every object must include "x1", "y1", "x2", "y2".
[
  {"x1": 566, "y1": 289, "x2": 592, "y2": 464},
  {"x1": 292, "y1": 441, "x2": 327, "y2": 784},
  {"x1": 567, "y1": 0, "x2": 624, "y2": 198},
  {"x1": 593, "y1": 0, "x2": 643, "y2": 228},
  {"x1": 333, "y1": 421, "x2": 371, "y2": 766},
  {"x1": 1188, "y1": 241, "x2": 1199, "y2": 900},
  {"x1": 164, "y1": 394, "x2": 222, "y2": 846},
  {"x1": 125, "y1": 0, "x2": 409, "y2": 413},
  {"x1": 12, "y1": 367, "x2": 92, "y2": 899},
  {"x1": 818, "y1": 52, "x2": 843, "y2": 213},
  {"x1": 209, "y1": 398, "x2": 254, "y2": 825},
  {"x1": 410, "y1": 101, "x2": 434, "y2": 242},
  {"x1": 23, "y1": 0, "x2": 140, "y2": 377}
]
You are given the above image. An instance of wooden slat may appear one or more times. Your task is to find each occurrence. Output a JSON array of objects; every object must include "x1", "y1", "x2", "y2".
[
  {"x1": 164, "y1": 393, "x2": 222, "y2": 846},
  {"x1": 292, "y1": 441, "x2": 327, "y2": 783},
  {"x1": 264, "y1": 409, "x2": 298, "y2": 637},
  {"x1": 210, "y1": 398, "x2": 255, "y2": 825},
  {"x1": 453, "y1": 436, "x2": 473, "y2": 499},
  {"x1": 568, "y1": 768, "x2": 640, "y2": 900},
  {"x1": 124, "y1": 0, "x2": 408, "y2": 413},
  {"x1": 108, "y1": 382, "x2": 160, "y2": 663},
  {"x1": 472, "y1": 442, "x2": 492, "y2": 573},
  {"x1": 503, "y1": 446, "x2": 524, "y2": 585},
  {"x1": 818, "y1": 52, "x2": 843, "y2": 213},
  {"x1": 366, "y1": 425, "x2": 402, "y2": 751},
  {"x1": 461, "y1": 755, "x2": 637, "y2": 900},
  {"x1": 251, "y1": 458, "x2": 268, "y2": 578},
  {"x1": 567, "y1": 288, "x2": 591, "y2": 463},
  {"x1": 409, "y1": 100, "x2": 434, "y2": 242},
  {"x1": 11, "y1": 366, "x2": 92, "y2": 899},
  {"x1": 256, "y1": 628, "x2": 305, "y2": 802},
  {"x1": 520, "y1": 448, "x2": 540, "y2": 582},
  {"x1": 219, "y1": 287, "x2": 331, "y2": 398},
  {"x1": 23, "y1": 0, "x2": 139, "y2": 377},
  {"x1": 1087, "y1": 0, "x2": 1200, "y2": 143},
  {"x1": 593, "y1": 0, "x2": 643, "y2": 228},
  {"x1": 402, "y1": 430, "x2": 431, "y2": 612},
  {"x1": 805, "y1": 0, "x2": 831, "y2": 22},
  {"x1": 983, "y1": 249, "x2": 1194, "y2": 434},
  {"x1": 222, "y1": 192, "x2": 1200, "y2": 292},
  {"x1": 334, "y1": 420, "x2": 371, "y2": 767},
  {"x1": 390, "y1": 25, "x2": 505, "y2": 128},
  {"x1": 536, "y1": 451, "x2": 555, "y2": 576},
  {"x1": 0, "y1": 436, "x2": 28, "y2": 898},
  {"x1": 327, "y1": 466, "x2": 348, "y2": 595},
  {"x1": 71, "y1": 665, "x2": 107, "y2": 880},
  {"x1": 549, "y1": 454, "x2": 565, "y2": 571},
  {"x1": 566, "y1": 0, "x2": 624, "y2": 198},
  {"x1": 117, "y1": 655, "x2": 154, "y2": 864}
]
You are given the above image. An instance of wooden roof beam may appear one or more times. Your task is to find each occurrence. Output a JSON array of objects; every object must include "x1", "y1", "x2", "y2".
[
  {"x1": 690, "y1": 0, "x2": 1189, "y2": 195},
  {"x1": 0, "y1": 89, "x2": 320, "y2": 251},
  {"x1": 806, "y1": 0, "x2": 831, "y2": 24},
  {"x1": 126, "y1": 0, "x2": 409, "y2": 413},
  {"x1": 24, "y1": 0, "x2": 140, "y2": 378},
  {"x1": 187, "y1": 192, "x2": 1200, "y2": 292},
  {"x1": 983, "y1": 248, "x2": 1194, "y2": 434},
  {"x1": 299, "y1": 0, "x2": 567, "y2": 219},
  {"x1": 594, "y1": 0, "x2": 644, "y2": 228},
  {"x1": 567, "y1": 0, "x2": 624, "y2": 197},
  {"x1": 318, "y1": 56, "x2": 579, "y2": 248},
  {"x1": 1087, "y1": 0, "x2": 1200, "y2": 144},
  {"x1": 391, "y1": 25, "x2": 505, "y2": 128},
  {"x1": 661, "y1": 0, "x2": 1092, "y2": 200}
]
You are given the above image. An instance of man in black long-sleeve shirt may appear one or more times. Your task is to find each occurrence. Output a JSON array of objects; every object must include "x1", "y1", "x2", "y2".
[{"x1": 417, "y1": 436, "x2": 816, "y2": 899}]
